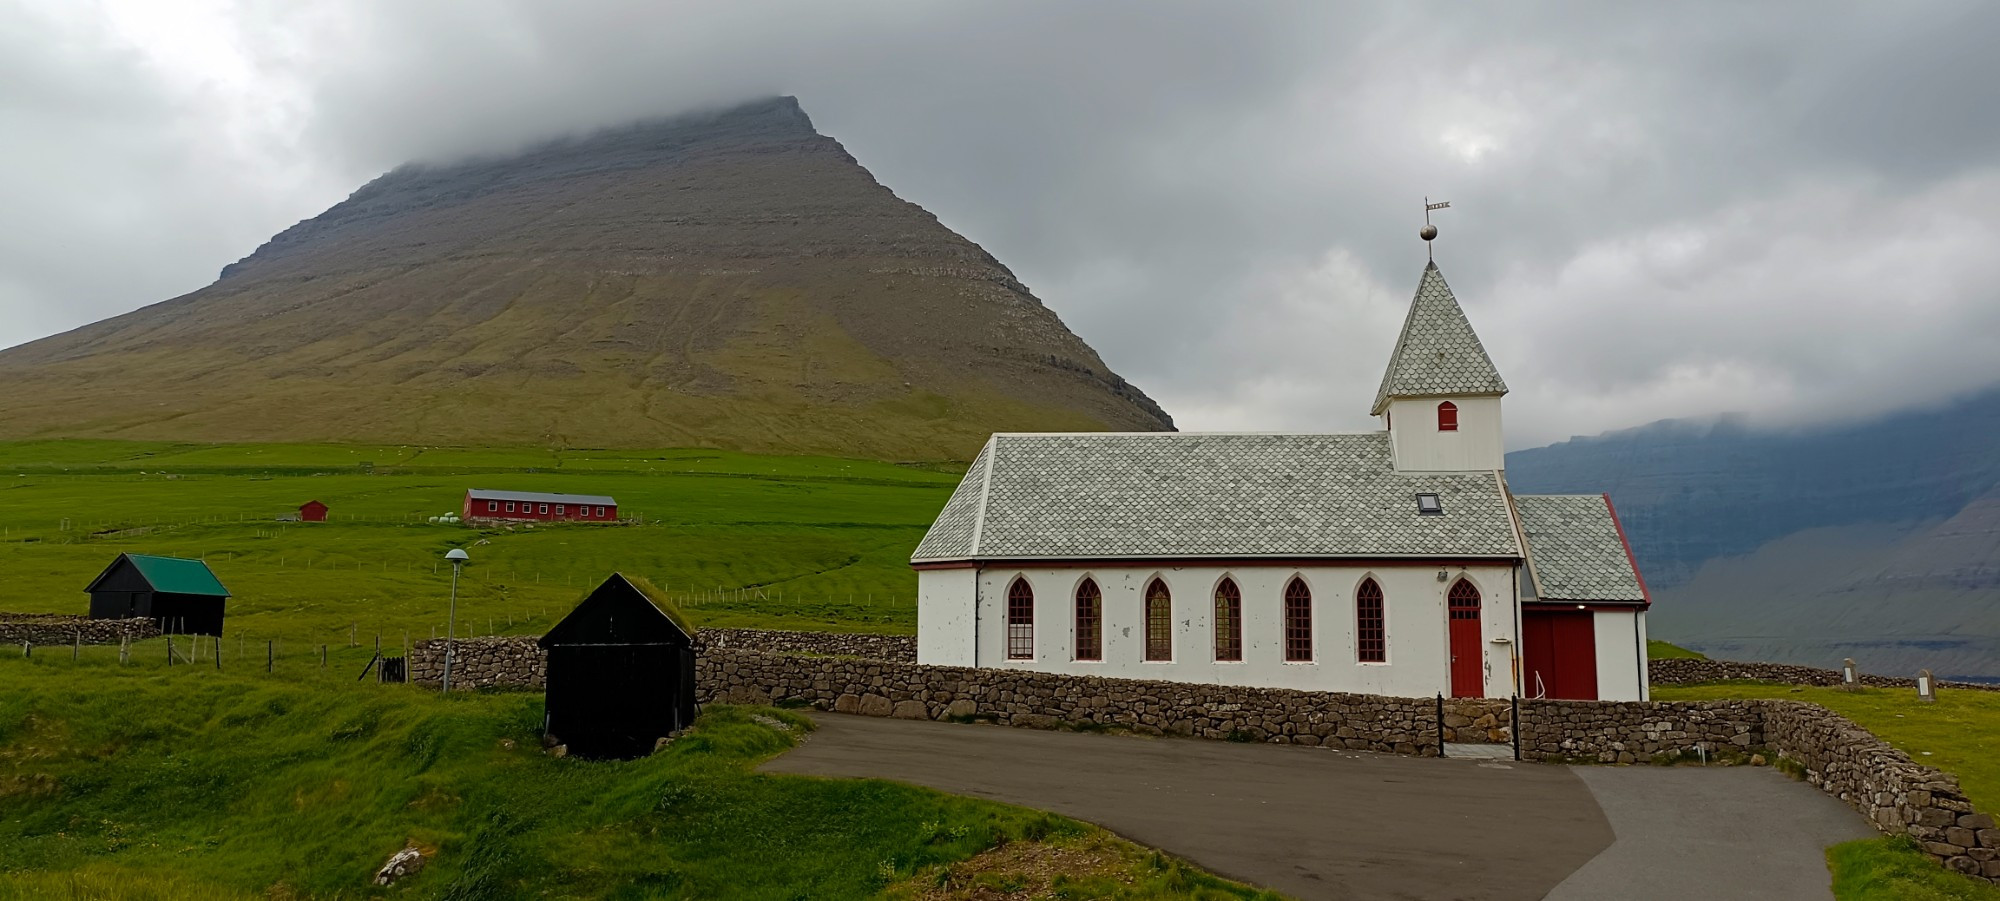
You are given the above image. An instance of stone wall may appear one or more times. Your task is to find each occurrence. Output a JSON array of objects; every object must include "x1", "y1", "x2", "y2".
[
  {"x1": 0, "y1": 614, "x2": 159, "y2": 645},
  {"x1": 700, "y1": 649, "x2": 1511, "y2": 751},
  {"x1": 1514, "y1": 699, "x2": 1765, "y2": 764},
  {"x1": 697, "y1": 628, "x2": 914, "y2": 662},
  {"x1": 1651, "y1": 657, "x2": 2000, "y2": 692},
  {"x1": 407, "y1": 637, "x2": 545, "y2": 690},
  {"x1": 1763, "y1": 701, "x2": 2000, "y2": 882}
]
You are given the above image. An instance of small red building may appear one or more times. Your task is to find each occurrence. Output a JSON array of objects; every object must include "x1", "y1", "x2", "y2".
[
  {"x1": 464, "y1": 489, "x2": 618, "y2": 523},
  {"x1": 299, "y1": 500, "x2": 329, "y2": 523}
]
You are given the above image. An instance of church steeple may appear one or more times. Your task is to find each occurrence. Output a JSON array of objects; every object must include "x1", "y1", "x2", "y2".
[
  {"x1": 1371, "y1": 261, "x2": 1508, "y2": 415},
  {"x1": 1376, "y1": 261, "x2": 1509, "y2": 472}
]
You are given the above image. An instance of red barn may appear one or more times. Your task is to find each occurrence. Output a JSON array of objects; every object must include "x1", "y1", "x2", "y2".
[
  {"x1": 299, "y1": 500, "x2": 328, "y2": 522},
  {"x1": 464, "y1": 489, "x2": 618, "y2": 523}
]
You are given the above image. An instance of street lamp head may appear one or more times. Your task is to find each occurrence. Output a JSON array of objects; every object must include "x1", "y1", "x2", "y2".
[{"x1": 445, "y1": 548, "x2": 469, "y2": 562}]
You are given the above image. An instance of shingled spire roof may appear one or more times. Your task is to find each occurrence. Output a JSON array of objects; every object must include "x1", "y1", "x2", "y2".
[{"x1": 1370, "y1": 261, "x2": 1508, "y2": 415}]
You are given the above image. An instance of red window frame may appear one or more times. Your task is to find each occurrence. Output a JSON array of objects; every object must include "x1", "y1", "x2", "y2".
[
  {"x1": 1007, "y1": 578, "x2": 1035, "y2": 660},
  {"x1": 1213, "y1": 578, "x2": 1242, "y2": 662},
  {"x1": 1074, "y1": 578, "x2": 1102, "y2": 661},
  {"x1": 1356, "y1": 579, "x2": 1386, "y2": 663},
  {"x1": 1438, "y1": 401, "x2": 1458, "y2": 431},
  {"x1": 1144, "y1": 579, "x2": 1172, "y2": 661},
  {"x1": 1284, "y1": 578, "x2": 1313, "y2": 662}
]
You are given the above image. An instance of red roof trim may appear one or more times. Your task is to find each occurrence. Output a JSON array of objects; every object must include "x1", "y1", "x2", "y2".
[{"x1": 1602, "y1": 493, "x2": 1653, "y2": 608}]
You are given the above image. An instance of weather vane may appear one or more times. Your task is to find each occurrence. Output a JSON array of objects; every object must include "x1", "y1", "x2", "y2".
[{"x1": 1422, "y1": 197, "x2": 1450, "y2": 261}]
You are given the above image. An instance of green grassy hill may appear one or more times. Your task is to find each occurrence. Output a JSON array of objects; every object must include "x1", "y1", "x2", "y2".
[
  {"x1": 0, "y1": 655, "x2": 1272, "y2": 900},
  {"x1": 0, "y1": 440, "x2": 955, "y2": 641}
]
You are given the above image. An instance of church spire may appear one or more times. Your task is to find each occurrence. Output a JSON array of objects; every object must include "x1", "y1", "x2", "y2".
[{"x1": 1370, "y1": 261, "x2": 1508, "y2": 416}]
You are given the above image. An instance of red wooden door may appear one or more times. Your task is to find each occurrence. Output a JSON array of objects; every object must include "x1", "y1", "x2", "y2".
[
  {"x1": 1522, "y1": 609, "x2": 1598, "y2": 700},
  {"x1": 1447, "y1": 579, "x2": 1483, "y2": 697}
]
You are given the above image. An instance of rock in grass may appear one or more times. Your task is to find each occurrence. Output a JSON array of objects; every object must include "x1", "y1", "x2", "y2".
[{"x1": 375, "y1": 847, "x2": 425, "y2": 885}]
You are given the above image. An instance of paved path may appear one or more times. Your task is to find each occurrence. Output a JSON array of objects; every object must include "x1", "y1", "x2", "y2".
[
  {"x1": 764, "y1": 714, "x2": 1611, "y2": 900},
  {"x1": 1545, "y1": 766, "x2": 1873, "y2": 901},
  {"x1": 761, "y1": 713, "x2": 1875, "y2": 900}
]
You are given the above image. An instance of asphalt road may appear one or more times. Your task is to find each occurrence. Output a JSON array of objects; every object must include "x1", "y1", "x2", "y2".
[
  {"x1": 761, "y1": 713, "x2": 1874, "y2": 900},
  {"x1": 763, "y1": 714, "x2": 1613, "y2": 900},
  {"x1": 1544, "y1": 766, "x2": 1873, "y2": 901}
]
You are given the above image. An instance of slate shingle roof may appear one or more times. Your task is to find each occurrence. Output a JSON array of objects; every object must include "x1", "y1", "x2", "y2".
[
  {"x1": 1514, "y1": 494, "x2": 1648, "y2": 602},
  {"x1": 911, "y1": 432, "x2": 1521, "y2": 562},
  {"x1": 1371, "y1": 262, "x2": 1509, "y2": 415}
]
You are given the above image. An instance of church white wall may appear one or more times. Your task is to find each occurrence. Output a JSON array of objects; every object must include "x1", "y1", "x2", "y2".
[
  {"x1": 952, "y1": 563, "x2": 1520, "y2": 698},
  {"x1": 916, "y1": 568, "x2": 977, "y2": 667},
  {"x1": 1384, "y1": 396, "x2": 1505, "y2": 472},
  {"x1": 1593, "y1": 609, "x2": 1648, "y2": 702}
]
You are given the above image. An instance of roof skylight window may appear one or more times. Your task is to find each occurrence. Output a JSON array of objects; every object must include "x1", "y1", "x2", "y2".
[{"x1": 1415, "y1": 493, "x2": 1443, "y2": 515}]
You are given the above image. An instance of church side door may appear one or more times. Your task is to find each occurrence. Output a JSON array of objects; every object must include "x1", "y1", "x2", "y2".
[{"x1": 1447, "y1": 579, "x2": 1483, "y2": 697}]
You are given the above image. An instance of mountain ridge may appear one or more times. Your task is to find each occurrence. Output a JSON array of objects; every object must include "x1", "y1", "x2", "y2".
[{"x1": 0, "y1": 96, "x2": 1170, "y2": 458}]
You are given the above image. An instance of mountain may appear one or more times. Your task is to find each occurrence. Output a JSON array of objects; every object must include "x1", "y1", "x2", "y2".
[
  {"x1": 1507, "y1": 388, "x2": 2000, "y2": 680},
  {"x1": 0, "y1": 97, "x2": 1171, "y2": 459}
]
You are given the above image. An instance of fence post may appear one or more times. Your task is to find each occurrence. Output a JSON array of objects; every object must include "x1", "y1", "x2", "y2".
[
  {"x1": 214, "y1": 636, "x2": 221, "y2": 671},
  {"x1": 1436, "y1": 693, "x2": 1446, "y2": 758},
  {"x1": 1512, "y1": 695, "x2": 1521, "y2": 761},
  {"x1": 267, "y1": 640, "x2": 273, "y2": 673},
  {"x1": 20, "y1": 641, "x2": 28, "y2": 659},
  {"x1": 120, "y1": 634, "x2": 130, "y2": 664},
  {"x1": 320, "y1": 645, "x2": 327, "y2": 668},
  {"x1": 166, "y1": 635, "x2": 173, "y2": 666},
  {"x1": 351, "y1": 623, "x2": 357, "y2": 648},
  {"x1": 73, "y1": 632, "x2": 80, "y2": 661}
]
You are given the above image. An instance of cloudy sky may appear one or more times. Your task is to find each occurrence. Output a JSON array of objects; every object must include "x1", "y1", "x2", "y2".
[{"x1": 5, "y1": 1, "x2": 1997, "y2": 448}]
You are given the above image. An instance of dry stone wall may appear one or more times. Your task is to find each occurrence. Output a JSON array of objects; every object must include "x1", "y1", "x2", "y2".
[
  {"x1": 1651, "y1": 657, "x2": 2000, "y2": 692},
  {"x1": 1514, "y1": 699, "x2": 1764, "y2": 764},
  {"x1": 701, "y1": 649, "x2": 1501, "y2": 752},
  {"x1": 1762, "y1": 701, "x2": 2000, "y2": 882},
  {"x1": 407, "y1": 637, "x2": 545, "y2": 690},
  {"x1": 0, "y1": 614, "x2": 159, "y2": 645},
  {"x1": 696, "y1": 628, "x2": 914, "y2": 661}
]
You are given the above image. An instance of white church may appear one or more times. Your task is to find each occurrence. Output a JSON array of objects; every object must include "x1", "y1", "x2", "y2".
[{"x1": 911, "y1": 258, "x2": 1652, "y2": 701}]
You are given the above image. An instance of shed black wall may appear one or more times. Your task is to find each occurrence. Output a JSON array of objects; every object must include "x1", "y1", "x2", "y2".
[
  {"x1": 544, "y1": 644, "x2": 696, "y2": 759},
  {"x1": 538, "y1": 574, "x2": 699, "y2": 760},
  {"x1": 90, "y1": 591, "x2": 224, "y2": 636}
]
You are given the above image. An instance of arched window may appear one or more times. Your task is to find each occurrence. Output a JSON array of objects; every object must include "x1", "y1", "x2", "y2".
[
  {"x1": 1438, "y1": 401, "x2": 1459, "y2": 432},
  {"x1": 1006, "y1": 578, "x2": 1034, "y2": 660},
  {"x1": 1284, "y1": 578, "x2": 1313, "y2": 662},
  {"x1": 1449, "y1": 578, "x2": 1481, "y2": 617},
  {"x1": 1356, "y1": 579, "x2": 1386, "y2": 663},
  {"x1": 1144, "y1": 578, "x2": 1173, "y2": 661},
  {"x1": 1074, "y1": 578, "x2": 1102, "y2": 661},
  {"x1": 1213, "y1": 578, "x2": 1242, "y2": 662}
]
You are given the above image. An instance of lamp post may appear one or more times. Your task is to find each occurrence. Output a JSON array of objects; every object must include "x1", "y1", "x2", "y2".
[{"x1": 442, "y1": 548, "x2": 469, "y2": 693}]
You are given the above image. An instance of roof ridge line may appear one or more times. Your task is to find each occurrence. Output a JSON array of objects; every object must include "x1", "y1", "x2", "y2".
[{"x1": 968, "y1": 437, "x2": 997, "y2": 554}]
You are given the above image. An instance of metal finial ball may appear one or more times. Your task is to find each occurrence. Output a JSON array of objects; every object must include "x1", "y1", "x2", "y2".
[{"x1": 1420, "y1": 224, "x2": 1438, "y2": 241}]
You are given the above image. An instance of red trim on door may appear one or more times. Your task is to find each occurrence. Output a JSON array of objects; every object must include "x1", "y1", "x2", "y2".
[{"x1": 1447, "y1": 579, "x2": 1483, "y2": 698}]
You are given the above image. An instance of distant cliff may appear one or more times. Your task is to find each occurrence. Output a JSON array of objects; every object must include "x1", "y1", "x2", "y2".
[
  {"x1": 0, "y1": 96, "x2": 1170, "y2": 459},
  {"x1": 1509, "y1": 386, "x2": 2000, "y2": 679}
]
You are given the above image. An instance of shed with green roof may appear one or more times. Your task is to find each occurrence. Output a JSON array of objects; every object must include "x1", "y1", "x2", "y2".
[{"x1": 86, "y1": 553, "x2": 231, "y2": 636}]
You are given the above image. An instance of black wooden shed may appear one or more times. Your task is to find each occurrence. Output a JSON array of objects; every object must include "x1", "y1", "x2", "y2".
[
  {"x1": 85, "y1": 553, "x2": 231, "y2": 636},
  {"x1": 539, "y1": 573, "x2": 698, "y2": 759}
]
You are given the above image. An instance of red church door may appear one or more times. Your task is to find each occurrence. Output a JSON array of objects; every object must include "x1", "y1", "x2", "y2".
[{"x1": 1447, "y1": 579, "x2": 1483, "y2": 697}]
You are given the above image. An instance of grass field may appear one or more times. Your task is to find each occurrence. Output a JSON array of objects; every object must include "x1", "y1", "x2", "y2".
[
  {"x1": 1646, "y1": 639, "x2": 1707, "y2": 659},
  {"x1": 0, "y1": 440, "x2": 961, "y2": 640},
  {"x1": 0, "y1": 650, "x2": 1274, "y2": 900}
]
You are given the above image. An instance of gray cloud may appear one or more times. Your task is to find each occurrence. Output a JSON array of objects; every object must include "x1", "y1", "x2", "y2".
[{"x1": 4, "y1": 0, "x2": 1997, "y2": 447}]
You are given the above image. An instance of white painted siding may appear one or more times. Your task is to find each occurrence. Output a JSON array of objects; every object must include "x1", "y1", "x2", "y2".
[
  {"x1": 924, "y1": 563, "x2": 1520, "y2": 698},
  {"x1": 1592, "y1": 609, "x2": 1647, "y2": 701},
  {"x1": 1383, "y1": 396, "x2": 1505, "y2": 472},
  {"x1": 916, "y1": 568, "x2": 977, "y2": 666}
]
